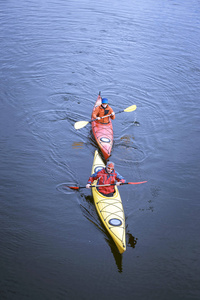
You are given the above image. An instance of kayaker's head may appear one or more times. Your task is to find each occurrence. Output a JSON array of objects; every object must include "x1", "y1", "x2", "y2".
[
  {"x1": 106, "y1": 161, "x2": 114, "y2": 173},
  {"x1": 102, "y1": 98, "x2": 108, "y2": 108}
]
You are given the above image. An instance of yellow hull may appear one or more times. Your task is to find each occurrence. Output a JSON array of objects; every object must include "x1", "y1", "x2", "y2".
[{"x1": 91, "y1": 150, "x2": 126, "y2": 254}]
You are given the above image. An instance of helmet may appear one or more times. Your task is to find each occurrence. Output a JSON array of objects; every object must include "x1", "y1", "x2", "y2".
[{"x1": 102, "y1": 98, "x2": 108, "y2": 104}]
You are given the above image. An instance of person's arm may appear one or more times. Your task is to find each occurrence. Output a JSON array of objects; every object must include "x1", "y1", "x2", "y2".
[
  {"x1": 86, "y1": 176, "x2": 94, "y2": 188},
  {"x1": 109, "y1": 106, "x2": 115, "y2": 120},
  {"x1": 86, "y1": 171, "x2": 100, "y2": 188},
  {"x1": 92, "y1": 106, "x2": 100, "y2": 120},
  {"x1": 115, "y1": 171, "x2": 126, "y2": 185}
]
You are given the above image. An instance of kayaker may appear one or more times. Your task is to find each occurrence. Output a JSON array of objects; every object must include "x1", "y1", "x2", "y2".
[
  {"x1": 92, "y1": 98, "x2": 115, "y2": 124},
  {"x1": 86, "y1": 161, "x2": 126, "y2": 197}
]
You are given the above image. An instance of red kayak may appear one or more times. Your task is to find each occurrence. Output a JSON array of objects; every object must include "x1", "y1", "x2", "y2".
[{"x1": 91, "y1": 93, "x2": 113, "y2": 160}]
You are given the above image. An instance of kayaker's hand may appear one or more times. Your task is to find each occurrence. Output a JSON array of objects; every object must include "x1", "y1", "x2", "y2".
[
  {"x1": 86, "y1": 184, "x2": 91, "y2": 189},
  {"x1": 96, "y1": 117, "x2": 100, "y2": 120},
  {"x1": 111, "y1": 112, "x2": 115, "y2": 116},
  {"x1": 116, "y1": 182, "x2": 122, "y2": 186}
]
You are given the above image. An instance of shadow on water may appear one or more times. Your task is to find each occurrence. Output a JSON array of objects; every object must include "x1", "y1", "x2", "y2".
[
  {"x1": 126, "y1": 231, "x2": 138, "y2": 248},
  {"x1": 80, "y1": 193, "x2": 138, "y2": 273}
]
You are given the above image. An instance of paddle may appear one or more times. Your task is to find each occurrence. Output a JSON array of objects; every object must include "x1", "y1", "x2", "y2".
[
  {"x1": 66, "y1": 181, "x2": 147, "y2": 190},
  {"x1": 74, "y1": 104, "x2": 137, "y2": 130}
]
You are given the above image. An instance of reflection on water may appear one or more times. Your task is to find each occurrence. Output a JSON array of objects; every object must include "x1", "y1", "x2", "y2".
[
  {"x1": 127, "y1": 232, "x2": 138, "y2": 248},
  {"x1": 120, "y1": 135, "x2": 135, "y2": 144},
  {"x1": 72, "y1": 141, "x2": 84, "y2": 149}
]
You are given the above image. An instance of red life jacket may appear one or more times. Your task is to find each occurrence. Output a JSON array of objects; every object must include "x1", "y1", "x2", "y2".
[{"x1": 87, "y1": 168, "x2": 125, "y2": 195}]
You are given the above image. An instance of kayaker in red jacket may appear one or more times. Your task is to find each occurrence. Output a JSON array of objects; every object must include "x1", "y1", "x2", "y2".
[
  {"x1": 92, "y1": 98, "x2": 115, "y2": 124},
  {"x1": 86, "y1": 161, "x2": 126, "y2": 197}
]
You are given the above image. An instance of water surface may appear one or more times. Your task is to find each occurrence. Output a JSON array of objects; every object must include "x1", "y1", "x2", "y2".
[{"x1": 0, "y1": 0, "x2": 200, "y2": 299}]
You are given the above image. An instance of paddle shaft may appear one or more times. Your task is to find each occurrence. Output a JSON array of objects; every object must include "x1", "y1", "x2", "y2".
[
  {"x1": 69, "y1": 184, "x2": 116, "y2": 190},
  {"x1": 68, "y1": 181, "x2": 147, "y2": 190},
  {"x1": 91, "y1": 110, "x2": 124, "y2": 123}
]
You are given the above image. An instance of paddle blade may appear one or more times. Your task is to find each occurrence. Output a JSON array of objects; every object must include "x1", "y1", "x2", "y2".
[
  {"x1": 67, "y1": 186, "x2": 80, "y2": 190},
  {"x1": 74, "y1": 121, "x2": 89, "y2": 130},
  {"x1": 124, "y1": 105, "x2": 137, "y2": 112},
  {"x1": 128, "y1": 181, "x2": 147, "y2": 184}
]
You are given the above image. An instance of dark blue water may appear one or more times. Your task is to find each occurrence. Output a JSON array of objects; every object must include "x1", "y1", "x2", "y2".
[{"x1": 0, "y1": 0, "x2": 200, "y2": 299}]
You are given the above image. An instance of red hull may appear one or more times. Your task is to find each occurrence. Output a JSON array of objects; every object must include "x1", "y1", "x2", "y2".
[{"x1": 91, "y1": 94, "x2": 113, "y2": 160}]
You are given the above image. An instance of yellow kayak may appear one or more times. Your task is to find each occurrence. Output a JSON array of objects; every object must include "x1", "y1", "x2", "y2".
[{"x1": 91, "y1": 150, "x2": 126, "y2": 254}]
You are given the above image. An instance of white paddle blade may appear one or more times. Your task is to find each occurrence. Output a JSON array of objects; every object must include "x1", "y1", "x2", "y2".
[{"x1": 74, "y1": 121, "x2": 89, "y2": 130}]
